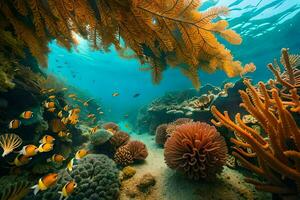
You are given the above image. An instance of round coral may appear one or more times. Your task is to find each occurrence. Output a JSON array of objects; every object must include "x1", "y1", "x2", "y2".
[
  {"x1": 114, "y1": 145, "x2": 134, "y2": 166},
  {"x1": 127, "y1": 141, "x2": 148, "y2": 161},
  {"x1": 110, "y1": 131, "x2": 130, "y2": 148},
  {"x1": 102, "y1": 122, "x2": 119, "y2": 133},
  {"x1": 164, "y1": 122, "x2": 228, "y2": 180},
  {"x1": 155, "y1": 124, "x2": 168, "y2": 146},
  {"x1": 166, "y1": 118, "x2": 193, "y2": 135}
]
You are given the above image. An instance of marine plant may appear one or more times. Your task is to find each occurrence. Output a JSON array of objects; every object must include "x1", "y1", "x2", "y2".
[
  {"x1": 0, "y1": 0, "x2": 248, "y2": 89},
  {"x1": 0, "y1": 133, "x2": 22, "y2": 157},
  {"x1": 0, "y1": 175, "x2": 31, "y2": 200},
  {"x1": 211, "y1": 49, "x2": 300, "y2": 199},
  {"x1": 164, "y1": 121, "x2": 228, "y2": 180}
]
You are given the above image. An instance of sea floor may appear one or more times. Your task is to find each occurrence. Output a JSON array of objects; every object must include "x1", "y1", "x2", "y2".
[{"x1": 119, "y1": 132, "x2": 272, "y2": 200}]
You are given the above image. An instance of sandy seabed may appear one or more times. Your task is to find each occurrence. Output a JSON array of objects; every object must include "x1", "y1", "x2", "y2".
[{"x1": 119, "y1": 132, "x2": 272, "y2": 200}]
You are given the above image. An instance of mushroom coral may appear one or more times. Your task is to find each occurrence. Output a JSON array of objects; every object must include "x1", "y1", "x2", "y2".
[
  {"x1": 164, "y1": 121, "x2": 228, "y2": 180},
  {"x1": 211, "y1": 49, "x2": 300, "y2": 198},
  {"x1": 0, "y1": 0, "x2": 249, "y2": 89}
]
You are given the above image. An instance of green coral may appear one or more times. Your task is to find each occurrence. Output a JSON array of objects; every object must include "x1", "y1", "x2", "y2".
[
  {"x1": 25, "y1": 154, "x2": 120, "y2": 200},
  {"x1": 0, "y1": 53, "x2": 16, "y2": 92}
]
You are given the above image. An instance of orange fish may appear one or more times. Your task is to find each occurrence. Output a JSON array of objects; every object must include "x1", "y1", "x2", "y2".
[
  {"x1": 18, "y1": 145, "x2": 38, "y2": 157},
  {"x1": 63, "y1": 105, "x2": 69, "y2": 111},
  {"x1": 48, "y1": 95, "x2": 56, "y2": 99},
  {"x1": 38, "y1": 143, "x2": 54, "y2": 153},
  {"x1": 39, "y1": 135, "x2": 55, "y2": 144},
  {"x1": 20, "y1": 111, "x2": 33, "y2": 119},
  {"x1": 90, "y1": 126, "x2": 99, "y2": 134},
  {"x1": 61, "y1": 117, "x2": 69, "y2": 125},
  {"x1": 8, "y1": 119, "x2": 21, "y2": 129},
  {"x1": 44, "y1": 102, "x2": 55, "y2": 108},
  {"x1": 31, "y1": 173, "x2": 58, "y2": 195},
  {"x1": 59, "y1": 180, "x2": 77, "y2": 200},
  {"x1": 47, "y1": 89, "x2": 55, "y2": 93},
  {"x1": 75, "y1": 149, "x2": 88, "y2": 160},
  {"x1": 11, "y1": 154, "x2": 32, "y2": 166},
  {"x1": 47, "y1": 154, "x2": 65, "y2": 163}
]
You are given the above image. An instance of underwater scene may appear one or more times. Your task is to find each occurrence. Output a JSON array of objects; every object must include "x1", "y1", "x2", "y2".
[{"x1": 0, "y1": 0, "x2": 300, "y2": 199}]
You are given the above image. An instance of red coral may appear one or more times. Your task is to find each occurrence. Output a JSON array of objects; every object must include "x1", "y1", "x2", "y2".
[
  {"x1": 110, "y1": 131, "x2": 130, "y2": 148},
  {"x1": 127, "y1": 141, "x2": 148, "y2": 161},
  {"x1": 102, "y1": 122, "x2": 119, "y2": 133},
  {"x1": 164, "y1": 122, "x2": 227, "y2": 180}
]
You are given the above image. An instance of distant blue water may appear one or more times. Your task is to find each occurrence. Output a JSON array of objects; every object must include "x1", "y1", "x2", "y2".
[{"x1": 46, "y1": 0, "x2": 300, "y2": 122}]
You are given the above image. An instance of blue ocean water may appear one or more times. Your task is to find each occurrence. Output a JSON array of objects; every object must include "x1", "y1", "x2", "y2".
[{"x1": 46, "y1": 0, "x2": 300, "y2": 121}]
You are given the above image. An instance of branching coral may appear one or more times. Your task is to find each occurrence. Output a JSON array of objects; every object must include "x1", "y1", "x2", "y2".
[
  {"x1": 0, "y1": 133, "x2": 22, "y2": 157},
  {"x1": 114, "y1": 145, "x2": 134, "y2": 166},
  {"x1": 164, "y1": 121, "x2": 228, "y2": 180},
  {"x1": 0, "y1": 0, "x2": 247, "y2": 89},
  {"x1": 211, "y1": 78, "x2": 300, "y2": 198}
]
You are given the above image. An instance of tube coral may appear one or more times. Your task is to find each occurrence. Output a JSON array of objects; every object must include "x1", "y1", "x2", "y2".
[
  {"x1": 164, "y1": 122, "x2": 228, "y2": 180},
  {"x1": 0, "y1": 0, "x2": 248, "y2": 89}
]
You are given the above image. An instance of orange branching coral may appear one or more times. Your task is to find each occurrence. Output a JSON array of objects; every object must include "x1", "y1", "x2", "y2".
[
  {"x1": 0, "y1": 133, "x2": 22, "y2": 157},
  {"x1": 0, "y1": 0, "x2": 246, "y2": 89},
  {"x1": 211, "y1": 79, "x2": 300, "y2": 197},
  {"x1": 164, "y1": 122, "x2": 228, "y2": 180}
]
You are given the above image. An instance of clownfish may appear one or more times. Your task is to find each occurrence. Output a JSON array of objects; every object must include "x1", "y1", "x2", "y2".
[
  {"x1": 31, "y1": 173, "x2": 58, "y2": 195},
  {"x1": 47, "y1": 154, "x2": 65, "y2": 163},
  {"x1": 10, "y1": 154, "x2": 32, "y2": 166},
  {"x1": 18, "y1": 145, "x2": 38, "y2": 157},
  {"x1": 44, "y1": 101, "x2": 55, "y2": 108},
  {"x1": 66, "y1": 158, "x2": 74, "y2": 172},
  {"x1": 58, "y1": 180, "x2": 77, "y2": 200},
  {"x1": 20, "y1": 111, "x2": 33, "y2": 119},
  {"x1": 39, "y1": 135, "x2": 55, "y2": 144},
  {"x1": 63, "y1": 105, "x2": 69, "y2": 111},
  {"x1": 38, "y1": 143, "x2": 54, "y2": 153},
  {"x1": 75, "y1": 149, "x2": 88, "y2": 160},
  {"x1": 8, "y1": 119, "x2": 21, "y2": 129}
]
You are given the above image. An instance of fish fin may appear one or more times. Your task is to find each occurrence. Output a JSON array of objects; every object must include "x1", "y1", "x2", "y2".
[
  {"x1": 39, "y1": 139, "x2": 43, "y2": 144},
  {"x1": 31, "y1": 185, "x2": 39, "y2": 195}
]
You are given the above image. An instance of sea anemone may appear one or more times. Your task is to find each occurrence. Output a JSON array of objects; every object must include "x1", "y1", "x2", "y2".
[
  {"x1": 110, "y1": 131, "x2": 130, "y2": 148},
  {"x1": 164, "y1": 122, "x2": 227, "y2": 180},
  {"x1": 0, "y1": 133, "x2": 22, "y2": 157},
  {"x1": 114, "y1": 145, "x2": 134, "y2": 166},
  {"x1": 155, "y1": 124, "x2": 168, "y2": 146},
  {"x1": 102, "y1": 122, "x2": 119, "y2": 134},
  {"x1": 127, "y1": 141, "x2": 148, "y2": 161}
]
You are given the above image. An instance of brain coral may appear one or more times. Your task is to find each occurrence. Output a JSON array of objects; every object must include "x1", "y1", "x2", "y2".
[
  {"x1": 25, "y1": 154, "x2": 120, "y2": 200},
  {"x1": 164, "y1": 122, "x2": 228, "y2": 180},
  {"x1": 102, "y1": 122, "x2": 119, "y2": 133},
  {"x1": 155, "y1": 123, "x2": 169, "y2": 146},
  {"x1": 90, "y1": 129, "x2": 113, "y2": 146},
  {"x1": 114, "y1": 145, "x2": 134, "y2": 166}
]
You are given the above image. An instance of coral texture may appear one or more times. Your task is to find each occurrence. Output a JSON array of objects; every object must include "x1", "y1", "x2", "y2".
[
  {"x1": 127, "y1": 141, "x2": 148, "y2": 161},
  {"x1": 25, "y1": 154, "x2": 120, "y2": 200},
  {"x1": 136, "y1": 173, "x2": 156, "y2": 193},
  {"x1": 102, "y1": 122, "x2": 119, "y2": 133},
  {"x1": 110, "y1": 131, "x2": 130, "y2": 148},
  {"x1": 0, "y1": 133, "x2": 22, "y2": 157},
  {"x1": 0, "y1": 175, "x2": 31, "y2": 200},
  {"x1": 122, "y1": 166, "x2": 136, "y2": 180},
  {"x1": 90, "y1": 128, "x2": 113, "y2": 146},
  {"x1": 155, "y1": 123, "x2": 168, "y2": 146},
  {"x1": 211, "y1": 48, "x2": 300, "y2": 199},
  {"x1": 164, "y1": 122, "x2": 228, "y2": 180},
  {"x1": 0, "y1": 0, "x2": 248, "y2": 89},
  {"x1": 114, "y1": 145, "x2": 134, "y2": 166}
]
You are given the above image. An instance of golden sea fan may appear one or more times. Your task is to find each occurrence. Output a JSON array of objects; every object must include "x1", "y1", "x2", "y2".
[
  {"x1": 164, "y1": 122, "x2": 227, "y2": 180},
  {"x1": 0, "y1": 133, "x2": 22, "y2": 157}
]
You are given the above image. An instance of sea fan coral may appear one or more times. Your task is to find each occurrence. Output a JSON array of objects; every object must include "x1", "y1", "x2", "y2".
[
  {"x1": 0, "y1": 133, "x2": 22, "y2": 157},
  {"x1": 110, "y1": 131, "x2": 130, "y2": 148},
  {"x1": 127, "y1": 141, "x2": 148, "y2": 161},
  {"x1": 164, "y1": 122, "x2": 228, "y2": 180},
  {"x1": 155, "y1": 123, "x2": 168, "y2": 146},
  {"x1": 0, "y1": 0, "x2": 247, "y2": 89},
  {"x1": 114, "y1": 145, "x2": 134, "y2": 166}
]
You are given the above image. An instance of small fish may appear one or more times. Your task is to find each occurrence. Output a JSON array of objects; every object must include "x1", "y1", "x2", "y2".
[
  {"x1": 47, "y1": 108, "x2": 56, "y2": 112},
  {"x1": 38, "y1": 143, "x2": 54, "y2": 153},
  {"x1": 14, "y1": 68, "x2": 20, "y2": 72},
  {"x1": 11, "y1": 154, "x2": 32, "y2": 166},
  {"x1": 47, "y1": 89, "x2": 55, "y2": 93},
  {"x1": 58, "y1": 111, "x2": 63, "y2": 118},
  {"x1": 18, "y1": 145, "x2": 38, "y2": 157},
  {"x1": 67, "y1": 158, "x2": 74, "y2": 172},
  {"x1": 133, "y1": 93, "x2": 140, "y2": 98},
  {"x1": 9, "y1": 119, "x2": 21, "y2": 129},
  {"x1": 58, "y1": 180, "x2": 77, "y2": 200},
  {"x1": 44, "y1": 102, "x2": 55, "y2": 108},
  {"x1": 68, "y1": 94, "x2": 76, "y2": 98},
  {"x1": 48, "y1": 95, "x2": 56, "y2": 99},
  {"x1": 112, "y1": 92, "x2": 119, "y2": 97},
  {"x1": 47, "y1": 154, "x2": 65, "y2": 163},
  {"x1": 99, "y1": 111, "x2": 104, "y2": 115},
  {"x1": 90, "y1": 126, "x2": 99, "y2": 134},
  {"x1": 31, "y1": 173, "x2": 58, "y2": 195},
  {"x1": 75, "y1": 149, "x2": 88, "y2": 160},
  {"x1": 63, "y1": 105, "x2": 69, "y2": 111},
  {"x1": 87, "y1": 114, "x2": 95, "y2": 118},
  {"x1": 96, "y1": 107, "x2": 101, "y2": 111},
  {"x1": 58, "y1": 131, "x2": 70, "y2": 138},
  {"x1": 61, "y1": 117, "x2": 69, "y2": 125},
  {"x1": 62, "y1": 88, "x2": 68, "y2": 91},
  {"x1": 20, "y1": 111, "x2": 33, "y2": 119},
  {"x1": 39, "y1": 135, "x2": 55, "y2": 144}
]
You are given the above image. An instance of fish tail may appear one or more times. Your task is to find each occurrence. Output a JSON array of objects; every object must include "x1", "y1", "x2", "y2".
[{"x1": 31, "y1": 185, "x2": 40, "y2": 195}]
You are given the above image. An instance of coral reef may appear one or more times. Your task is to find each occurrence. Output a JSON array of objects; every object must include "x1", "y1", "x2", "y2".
[
  {"x1": 155, "y1": 123, "x2": 168, "y2": 146},
  {"x1": 136, "y1": 173, "x2": 156, "y2": 193},
  {"x1": 164, "y1": 121, "x2": 228, "y2": 180},
  {"x1": 0, "y1": 0, "x2": 247, "y2": 89},
  {"x1": 114, "y1": 145, "x2": 134, "y2": 166},
  {"x1": 102, "y1": 122, "x2": 119, "y2": 134},
  {"x1": 25, "y1": 154, "x2": 120, "y2": 200},
  {"x1": 109, "y1": 130, "x2": 130, "y2": 149},
  {"x1": 90, "y1": 128, "x2": 113, "y2": 146},
  {"x1": 0, "y1": 175, "x2": 32, "y2": 200},
  {"x1": 121, "y1": 166, "x2": 136, "y2": 180},
  {"x1": 0, "y1": 133, "x2": 22, "y2": 157},
  {"x1": 211, "y1": 49, "x2": 300, "y2": 199}
]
